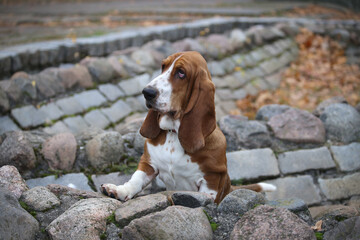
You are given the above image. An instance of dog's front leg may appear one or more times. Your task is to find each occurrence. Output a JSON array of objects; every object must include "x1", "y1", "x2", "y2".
[{"x1": 101, "y1": 157, "x2": 157, "y2": 201}]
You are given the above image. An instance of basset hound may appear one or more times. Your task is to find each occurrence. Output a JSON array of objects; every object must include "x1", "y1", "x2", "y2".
[{"x1": 101, "y1": 51, "x2": 276, "y2": 204}]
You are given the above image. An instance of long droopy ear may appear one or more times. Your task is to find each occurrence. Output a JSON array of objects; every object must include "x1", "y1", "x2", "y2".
[
  {"x1": 140, "y1": 109, "x2": 161, "y2": 139},
  {"x1": 178, "y1": 67, "x2": 216, "y2": 153}
]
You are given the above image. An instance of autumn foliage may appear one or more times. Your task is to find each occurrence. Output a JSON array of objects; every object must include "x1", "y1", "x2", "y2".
[{"x1": 236, "y1": 28, "x2": 360, "y2": 119}]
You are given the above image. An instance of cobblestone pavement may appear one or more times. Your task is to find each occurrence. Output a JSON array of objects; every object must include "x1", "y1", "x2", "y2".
[{"x1": 0, "y1": 13, "x2": 359, "y2": 213}]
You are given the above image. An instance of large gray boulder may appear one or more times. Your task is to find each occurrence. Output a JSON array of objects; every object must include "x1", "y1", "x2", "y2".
[
  {"x1": 47, "y1": 198, "x2": 121, "y2": 240},
  {"x1": 320, "y1": 103, "x2": 360, "y2": 143},
  {"x1": 0, "y1": 165, "x2": 28, "y2": 199},
  {"x1": 323, "y1": 216, "x2": 360, "y2": 240},
  {"x1": 122, "y1": 206, "x2": 213, "y2": 240},
  {"x1": 230, "y1": 205, "x2": 316, "y2": 240},
  {"x1": 0, "y1": 189, "x2": 39, "y2": 240}
]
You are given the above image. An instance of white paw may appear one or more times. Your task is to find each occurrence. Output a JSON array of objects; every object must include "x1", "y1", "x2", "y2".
[{"x1": 100, "y1": 183, "x2": 133, "y2": 201}]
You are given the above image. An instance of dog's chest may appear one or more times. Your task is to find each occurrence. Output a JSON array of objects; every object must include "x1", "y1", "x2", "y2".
[{"x1": 146, "y1": 131, "x2": 204, "y2": 191}]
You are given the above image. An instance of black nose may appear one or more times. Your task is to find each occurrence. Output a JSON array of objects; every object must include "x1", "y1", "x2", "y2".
[{"x1": 142, "y1": 87, "x2": 158, "y2": 101}]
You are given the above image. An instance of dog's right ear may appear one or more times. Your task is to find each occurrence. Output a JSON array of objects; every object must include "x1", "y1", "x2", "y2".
[{"x1": 140, "y1": 109, "x2": 161, "y2": 139}]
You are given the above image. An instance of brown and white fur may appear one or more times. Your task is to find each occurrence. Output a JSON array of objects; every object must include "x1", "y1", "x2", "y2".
[{"x1": 101, "y1": 51, "x2": 276, "y2": 204}]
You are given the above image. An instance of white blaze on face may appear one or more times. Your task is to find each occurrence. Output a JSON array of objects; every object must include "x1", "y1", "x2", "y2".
[{"x1": 146, "y1": 55, "x2": 182, "y2": 112}]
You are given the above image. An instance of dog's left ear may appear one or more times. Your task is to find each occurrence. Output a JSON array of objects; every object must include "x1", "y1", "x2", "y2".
[
  {"x1": 178, "y1": 67, "x2": 216, "y2": 153},
  {"x1": 140, "y1": 109, "x2": 161, "y2": 139}
]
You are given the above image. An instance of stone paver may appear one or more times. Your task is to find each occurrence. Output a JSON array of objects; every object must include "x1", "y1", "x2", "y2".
[
  {"x1": 43, "y1": 121, "x2": 70, "y2": 135},
  {"x1": 63, "y1": 116, "x2": 89, "y2": 135},
  {"x1": 100, "y1": 100, "x2": 132, "y2": 123},
  {"x1": 73, "y1": 89, "x2": 107, "y2": 110},
  {"x1": 55, "y1": 96, "x2": 84, "y2": 115},
  {"x1": 98, "y1": 83, "x2": 125, "y2": 101},
  {"x1": 0, "y1": 116, "x2": 19, "y2": 134},
  {"x1": 330, "y1": 142, "x2": 360, "y2": 172},
  {"x1": 83, "y1": 109, "x2": 110, "y2": 129},
  {"x1": 265, "y1": 175, "x2": 322, "y2": 205},
  {"x1": 26, "y1": 173, "x2": 93, "y2": 191},
  {"x1": 11, "y1": 105, "x2": 47, "y2": 128},
  {"x1": 39, "y1": 102, "x2": 65, "y2": 122},
  {"x1": 319, "y1": 172, "x2": 360, "y2": 200},
  {"x1": 278, "y1": 147, "x2": 336, "y2": 174},
  {"x1": 226, "y1": 148, "x2": 280, "y2": 181},
  {"x1": 118, "y1": 73, "x2": 150, "y2": 96}
]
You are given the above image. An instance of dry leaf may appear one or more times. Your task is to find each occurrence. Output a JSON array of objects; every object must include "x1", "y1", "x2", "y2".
[{"x1": 311, "y1": 220, "x2": 323, "y2": 231}]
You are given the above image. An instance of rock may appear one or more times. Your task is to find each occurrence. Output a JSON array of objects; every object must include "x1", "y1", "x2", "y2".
[
  {"x1": 130, "y1": 49, "x2": 156, "y2": 68},
  {"x1": 0, "y1": 79, "x2": 22, "y2": 103},
  {"x1": 349, "y1": 196, "x2": 360, "y2": 209},
  {"x1": 122, "y1": 206, "x2": 213, "y2": 240},
  {"x1": 0, "y1": 87, "x2": 9, "y2": 112},
  {"x1": 98, "y1": 83, "x2": 124, "y2": 101},
  {"x1": 46, "y1": 184, "x2": 102, "y2": 199},
  {"x1": 142, "y1": 39, "x2": 175, "y2": 58},
  {"x1": 86, "y1": 58, "x2": 116, "y2": 83},
  {"x1": 172, "y1": 38, "x2": 206, "y2": 54},
  {"x1": 42, "y1": 132, "x2": 77, "y2": 171},
  {"x1": 218, "y1": 189, "x2": 266, "y2": 216},
  {"x1": 85, "y1": 131, "x2": 124, "y2": 169},
  {"x1": 320, "y1": 103, "x2": 360, "y2": 143},
  {"x1": 107, "y1": 56, "x2": 129, "y2": 78},
  {"x1": 230, "y1": 29, "x2": 247, "y2": 49},
  {"x1": 266, "y1": 198, "x2": 313, "y2": 225},
  {"x1": 311, "y1": 205, "x2": 359, "y2": 232},
  {"x1": 20, "y1": 186, "x2": 60, "y2": 211},
  {"x1": 313, "y1": 96, "x2": 347, "y2": 116},
  {"x1": 319, "y1": 172, "x2": 360, "y2": 200},
  {"x1": 323, "y1": 216, "x2": 360, "y2": 240},
  {"x1": 47, "y1": 198, "x2": 121, "y2": 240},
  {"x1": 0, "y1": 165, "x2": 28, "y2": 199},
  {"x1": 268, "y1": 108, "x2": 326, "y2": 144},
  {"x1": 235, "y1": 120, "x2": 272, "y2": 149},
  {"x1": 58, "y1": 65, "x2": 93, "y2": 89},
  {"x1": 230, "y1": 205, "x2": 316, "y2": 240},
  {"x1": 0, "y1": 116, "x2": 20, "y2": 135},
  {"x1": 0, "y1": 189, "x2": 39, "y2": 240},
  {"x1": 330, "y1": 142, "x2": 360, "y2": 172},
  {"x1": 218, "y1": 115, "x2": 248, "y2": 151},
  {"x1": 265, "y1": 175, "x2": 322, "y2": 205},
  {"x1": 116, "y1": 55, "x2": 147, "y2": 75},
  {"x1": 171, "y1": 191, "x2": 214, "y2": 208},
  {"x1": 226, "y1": 148, "x2": 280, "y2": 181},
  {"x1": 278, "y1": 147, "x2": 336, "y2": 174},
  {"x1": 206, "y1": 34, "x2": 233, "y2": 56},
  {"x1": 255, "y1": 104, "x2": 291, "y2": 121},
  {"x1": 26, "y1": 173, "x2": 93, "y2": 192},
  {"x1": 0, "y1": 131, "x2": 37, "y2": 172},
  {"x1": 35, "y1": 70, "x2": 65, "y2": 99},
  {"x1": 115, "y1": 193, "x2": 169, "y2": 227},
  {"x1": 11, "y1": 72, "x2": 37, "y2": 100}
]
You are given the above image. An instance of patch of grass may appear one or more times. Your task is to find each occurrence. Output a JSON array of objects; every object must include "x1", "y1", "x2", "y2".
[
  {"x1": 252, "y1": 204, "x2": 262, "y2": 209},
  {"x1": 19, "y1": 200, "x2": 37, "y2": 218},
  {"x1": 315, "y1": 232, "x2": 323, "y2": 240},
  {"x1": 335, "y1": 216, "x2": 347, "y2": 222},
  {"x1": 231, "y1": 179, "x2": 243, "y2": 186},
  {"x1": 106, "y1": 212, "x2": 120, "y2": 228},
  {"x1": 203, "y1": 210, "x2": 218, "y2": 232},
  {"x1": 100, "y1": 232, "x2": 107, "y2": 240}
]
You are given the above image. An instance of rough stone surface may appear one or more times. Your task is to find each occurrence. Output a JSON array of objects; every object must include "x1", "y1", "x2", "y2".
[
  {"x1": 235, "y1": 120, "x2": 272, "y2": 149},
  {"x1": 63, "y1": 116, "x2": 90, "y2": 135},
  {"x1": 73, "y1": 89, "x2": 107, "y2": 110},
  {"x1": 0, "y1": 116, "x2": 20, "y2": 135},
  {"x1": 26, "y1": 173, "x2": 93, "y2": 191},
  {"x1": 118, "y1": 73, "x2": 150, "y2": 96},
  {"x1": 218, "y1": 115, "x2": 248, "y2": 151},
  {"x1": 330, "y1": 142, "x2": 360, "y2": 172},
  {"x1": 0, "y1": 131, "x2": 37, "y2": 172},
  {"x1": 115, "y1": 193, "x2": 169, "y2": 227},
  {"x1": 171, "y1": 191, "x2": 214, "y2": 208},
  {"x1": 11, "y1": 105, "x2": 47, "y2": 128},
  {"x1": 55, "y1": 96, "x2": 84, "y2": 115},
  {"x1": 320, "y1": 103, "x2": 360, "y2": 143},
  {"x1": 319, "y1": 172, "x2": 360, "y2": 200},
  {"x1": 20, "y1": 186, "x2": 60, "y2": 211},
  {"x1": 268, "y1": 108, "x2": 326, "y2": 143},
  {"x1": 0, "y1": 190, "x2": 39, "y2": 240},
  {"x1": 42, "y1": 132, "x2": 77, "y2": 171},
  {"x1": 98, "y1": 83, "x2": 124, "y2": 101},
  {"x1": 230, "y1": 205, "x2": 316, "y2": 240},
  {"x1": 323, "y1": 216, "x2": 360, "y2": 240},
  {"x1": 83, "y1": 109, "x2": 110, "y2": 129},
  {"x1": 39, "y1": 102, "x2": 65, "y2": 122},
  {"x1": 43, "y1": 121, "x2": 70, "y2": 135},
  {"x1": 266, "y1": 198, "x2": 313, "y2": 225},
  {"x1": 0, "y1": 165, "x2": 28, "y2": 199},
  {"x1": 85, "y1": 131, "x2": 124, "y2": 169},
  {"x1": 86, "y1": 58, "x2": 116, "y2": 83},
  {"x1": 226, "y1": 148, "x2": 280, "y2": 181},
  {"x1": 265, "y1": 175, "x2": 321, "y2": 205},
  {"x1": 255, "y1": 104, "x2": 291, "y2": 121},
  {"x1": 122, "y1": 206, "x2": 213, "y2": 240},
  {"x1": 0, "y1": 87, "x2": 9, "y2": 112},
  {"x1": 278, "y1": 147, "x2": 336, "y2": 174},
  {"x1": 58, "y1": 65, "x2": 93, "y2": 89},
  {"x1": 47, "y1": 198, "x2": 121, "y2": 240},
  {"x1": 100, "y1": 100, "x2": 132, "y2": 123},
  {"x1": 313, "y1": 96, "x2": 347, "y2": 116}
]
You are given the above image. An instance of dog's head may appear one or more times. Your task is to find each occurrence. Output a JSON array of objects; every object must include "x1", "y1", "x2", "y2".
[{"x1": 140, "y1": 51, "x2": 216, "y2": 153}]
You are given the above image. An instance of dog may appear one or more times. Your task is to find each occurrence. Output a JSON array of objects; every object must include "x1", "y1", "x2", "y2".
[{"x1": 101, "y1": 51, "x2": 276, "y2": 204}]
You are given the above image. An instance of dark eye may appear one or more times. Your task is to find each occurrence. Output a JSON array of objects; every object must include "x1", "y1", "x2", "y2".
[{"x1": 178, "y1": 69, "x2": 186, "y2": 79}]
